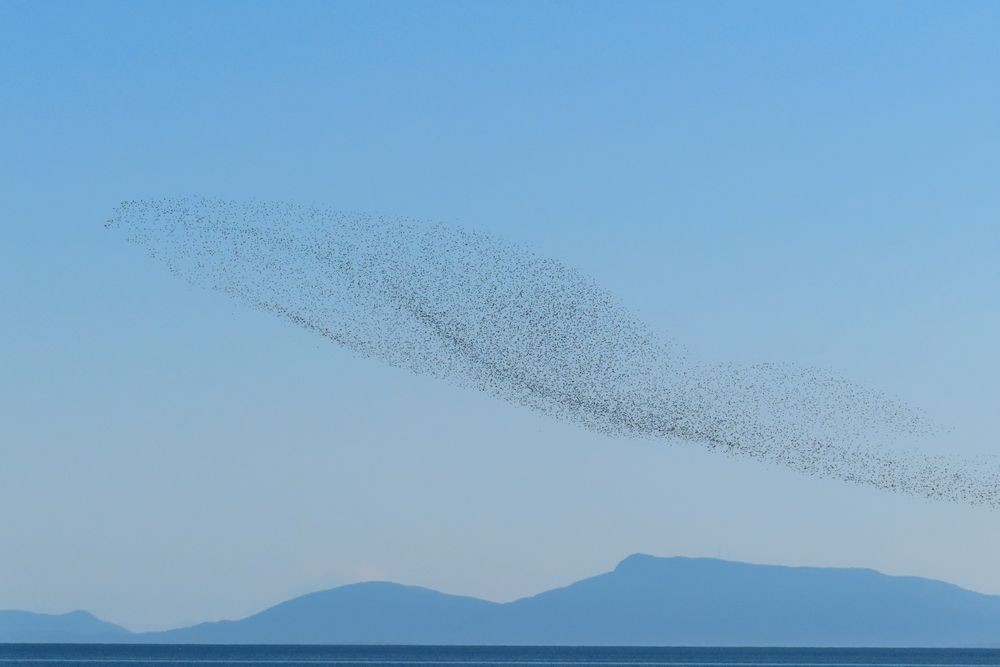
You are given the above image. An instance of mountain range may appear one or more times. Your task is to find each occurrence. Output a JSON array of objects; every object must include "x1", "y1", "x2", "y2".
[{"x1": 4, "y1": 555, "x2": 1000, "y2": 646}]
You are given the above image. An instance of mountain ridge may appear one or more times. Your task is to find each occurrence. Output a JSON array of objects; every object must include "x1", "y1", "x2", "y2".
[
  {"x1": 0, "y1": 609, "x2": 130, "y2": 643},
  {"x1": 4, "y1": 555, "x2": 1000, "y2": 646}
]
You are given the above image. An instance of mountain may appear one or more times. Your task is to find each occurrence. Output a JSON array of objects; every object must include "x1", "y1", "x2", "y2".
[
  {"x1": 498, "y1": 554, "x2": 1000, "y2": 646},
  {"x1": 4, "y1": 556, "x2": 1000, "y2": 645},
  {"x1": 144, "y1": 582, "x2": 502, "y2": 644},
  {"x1": 0, "y1": 610, "x2": 130, "y2": 643}
]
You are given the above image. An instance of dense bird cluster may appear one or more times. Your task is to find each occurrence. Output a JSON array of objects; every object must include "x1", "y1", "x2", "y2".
[{"x1": 107, "y1": 197, "x2": 1000, "y2": 507}]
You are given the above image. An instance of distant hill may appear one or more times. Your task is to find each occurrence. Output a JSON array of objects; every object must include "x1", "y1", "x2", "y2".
[
  {"x1": 5, "y1": 556, "x2": 1000, "y2": 645},
  {"x1": 496, "y1": 554, "x2": 1000, "y2": 646},
  {"x1": 0, "y1": 610, "x2": 129, "y2": 643},
  {"x1": 145, "y1": 581, "x2": 501, "y2": 644}
]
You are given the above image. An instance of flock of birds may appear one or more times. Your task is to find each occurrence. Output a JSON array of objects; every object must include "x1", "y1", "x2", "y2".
[{"x1": 107, "y1": 197, "x2": 1000, "y2": 507}]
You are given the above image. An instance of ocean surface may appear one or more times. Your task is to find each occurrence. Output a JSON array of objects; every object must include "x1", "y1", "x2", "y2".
[{"x1": 2, "y1": 647, "x2": 1000, "y2": 667}]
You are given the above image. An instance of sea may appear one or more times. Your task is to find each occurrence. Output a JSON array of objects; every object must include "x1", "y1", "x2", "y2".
[{"x1": 1, "y1": 646, "x2": 1000, "y2": 667}]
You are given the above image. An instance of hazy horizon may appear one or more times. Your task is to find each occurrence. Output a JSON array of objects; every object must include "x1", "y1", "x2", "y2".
[{"x1": 11, "y1": 553, "x2": 1000, "y2": 645}]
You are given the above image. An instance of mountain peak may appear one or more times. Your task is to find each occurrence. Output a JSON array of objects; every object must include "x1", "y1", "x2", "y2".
[
  {"x1": 614, "y1": 553, "x2": 714, "y2": 571},
  {"x1": 614, "y1": 552, "x2": 659, "y2": 569}
]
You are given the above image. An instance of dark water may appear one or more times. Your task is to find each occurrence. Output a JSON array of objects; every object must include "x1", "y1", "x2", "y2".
[{"x1": 2, "y1": 647, "x2": 1000, "y2": 667}]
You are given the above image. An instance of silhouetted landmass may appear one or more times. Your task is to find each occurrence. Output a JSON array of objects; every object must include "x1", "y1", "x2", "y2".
[
  {"x1": 5, "y1": 556, "x2": 1000, "y2": 645},
  {"x1": 0, "y1": 610, "x2": 129, "y2": 643}
]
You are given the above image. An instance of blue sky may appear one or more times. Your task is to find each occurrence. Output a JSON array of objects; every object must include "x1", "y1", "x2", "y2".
[{"x1": 2, "y1": 0, "x2": 999, "y2": 631}]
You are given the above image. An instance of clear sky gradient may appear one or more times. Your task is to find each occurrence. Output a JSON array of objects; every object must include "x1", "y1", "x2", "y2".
[{"x1": 2, "y1": 0, "x2": 999, "y2": 631}]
